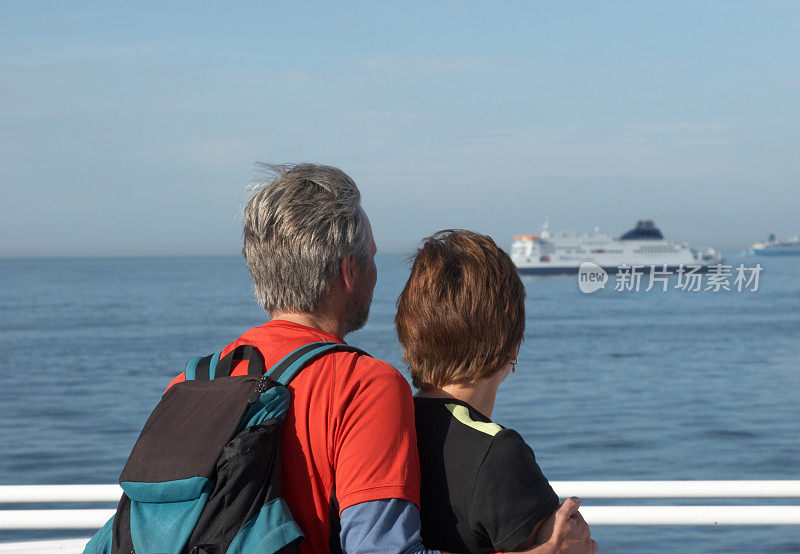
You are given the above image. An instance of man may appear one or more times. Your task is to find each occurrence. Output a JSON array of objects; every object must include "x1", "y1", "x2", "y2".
[
  {"x1": 167, "y1": 163, "x2": 595, "y2": 553},
  {"x1": 167, "y1": 163, "x2": 430, "y2": 553}
]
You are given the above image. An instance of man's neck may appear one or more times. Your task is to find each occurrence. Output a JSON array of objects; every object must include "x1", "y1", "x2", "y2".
[{"x1": 270, "y1": 311, "x2": 345, "y2": 339}]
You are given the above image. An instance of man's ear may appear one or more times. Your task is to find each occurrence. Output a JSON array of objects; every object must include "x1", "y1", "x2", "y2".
[{"x1": 339, "y1": 253, "x2": 358, "y2": 294}]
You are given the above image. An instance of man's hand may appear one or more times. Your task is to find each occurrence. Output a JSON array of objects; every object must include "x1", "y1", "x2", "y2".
[{"x1": 514, "y1": 497, "x2": 598, "y2": 553}]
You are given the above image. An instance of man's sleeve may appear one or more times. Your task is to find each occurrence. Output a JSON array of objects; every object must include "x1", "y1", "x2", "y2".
[
  {"x1": 471, "y1": 429, "x2": 560, "y2": 552},
  {"x1": 165, "y1": 372, "x2": 185, "y2": 392},
  {"x1": 331, "y1": 358, "x2": 421, "y2": 511},
  {"x1": 340, "y1": 499, "x2": 440, "y2": 554}
]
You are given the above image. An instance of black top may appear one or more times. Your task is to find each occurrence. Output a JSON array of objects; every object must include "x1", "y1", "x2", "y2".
[{"x1": 414, "y1": 397, "x2": 559, "y2": 554}]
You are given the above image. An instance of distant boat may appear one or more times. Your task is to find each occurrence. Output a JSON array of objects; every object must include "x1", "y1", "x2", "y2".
[
  {"x1": 745, "y1": 233, "x2": 800, "y2": 256},
  {"x1": 510, "y1": 220, "x2": 722, "y2": 275}
]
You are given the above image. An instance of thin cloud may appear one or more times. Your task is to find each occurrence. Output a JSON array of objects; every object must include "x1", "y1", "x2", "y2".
[{"x1": 360, "y1": 55, "x2": 491, "y2": 75}]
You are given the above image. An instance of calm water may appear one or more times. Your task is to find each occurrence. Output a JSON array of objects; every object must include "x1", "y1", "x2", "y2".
[{"x1": 1, "y1": 254, "x2": 799, "y2": 552}]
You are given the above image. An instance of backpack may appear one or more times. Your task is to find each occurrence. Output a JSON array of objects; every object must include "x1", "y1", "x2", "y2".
[{"x1": 85, "y1": 341, "x2": 366, "y2": 554}]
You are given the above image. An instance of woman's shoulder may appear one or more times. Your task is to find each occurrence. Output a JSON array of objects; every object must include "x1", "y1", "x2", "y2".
[
  {"x1": 414, "y1": 397, "x2": 537, "y2": 479},
  {"x1": 414, "y1": 397, "x2": 503, "y2": 491},
  {"x1": 415, "y1": 396, "x2": 502, "y2": 432},
  {"x1": 481, "y1": 427, "x2": 540, "y2": 470},
  {"x1": 470, "y1": 426, "x2": 559, "y2": 552}
]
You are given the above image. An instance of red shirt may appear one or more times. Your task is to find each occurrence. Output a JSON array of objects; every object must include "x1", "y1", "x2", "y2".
[{"x1": 166, "y1": 320, "x2": 421, "y2": 554}]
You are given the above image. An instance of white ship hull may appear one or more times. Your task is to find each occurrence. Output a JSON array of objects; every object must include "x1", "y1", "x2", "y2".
[
  {"x1": 511, "y1": 221, "x2": 722, "y2": 275},
  {"x1": 515, "y1": 263, "x2": 715, "y2": 275},
  {"x1": 746, "y1": 235, "x2": 800, "y2": 256},
  {"x1": 749, "y1": 247, "x2": 800, "y2": 256}
]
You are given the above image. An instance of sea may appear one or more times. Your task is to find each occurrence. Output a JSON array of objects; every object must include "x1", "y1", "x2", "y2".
[{"x1": 1, "y1": 254, "x2": 798, "y2": 553}]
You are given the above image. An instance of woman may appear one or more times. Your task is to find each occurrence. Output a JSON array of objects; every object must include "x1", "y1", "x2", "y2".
[{"x1": 396, "y1": 230, "x2": 597, "y2": 554}]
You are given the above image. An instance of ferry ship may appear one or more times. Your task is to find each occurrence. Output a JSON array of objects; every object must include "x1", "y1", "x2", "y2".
[
  {"x1": 746, "y1": 233, "x2": 800, "y2": 256},
  {"x1": 510, "y1": 220, "x2": 722, "y2": 275}
]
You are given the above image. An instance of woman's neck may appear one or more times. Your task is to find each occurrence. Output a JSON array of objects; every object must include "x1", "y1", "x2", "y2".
[{"x1": 416, "y1": 378, "x2": 502, "y2": 419}]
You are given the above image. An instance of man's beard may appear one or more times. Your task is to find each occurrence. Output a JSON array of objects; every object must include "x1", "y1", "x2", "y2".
[{"x1": 342, "y1": 280, "x2": 374, "y2": 335}]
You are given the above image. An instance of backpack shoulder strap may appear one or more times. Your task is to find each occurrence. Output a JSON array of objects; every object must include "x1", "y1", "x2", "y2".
[
  {"x1": 185, "y1": 344, "x2": 268, "y2": 381},
  {"x1": 185, "y1": 342, "x2": 368, "y2": 384},
  {"x1": 267, "y1": 342, "x2": 369, "y2": 386},
  {"x1": 184, "y1": 351, "x2": 219, "y2": 381}
]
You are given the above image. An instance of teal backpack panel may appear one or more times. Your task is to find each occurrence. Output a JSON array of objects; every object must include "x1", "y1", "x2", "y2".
[
  {"x1": 240, "y1": 385, "x2": 291, "y2": 431},
  {"x1": 227, "y1": 498, "x2": 304, "y2": 554},
  {"x1": 121, "y1": 475, "x2": 209, "y2": 503},
  {"x1": 84, "y1": 515, "x2": 113, "y2": 554},
  {"x1": 129, "y1": 485, "x2": 211, "y2": 554}
]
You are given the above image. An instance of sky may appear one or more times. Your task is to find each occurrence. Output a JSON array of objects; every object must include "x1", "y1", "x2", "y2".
[{"x1": 1, "y1": 1, "x2": 798, "y2": 256}]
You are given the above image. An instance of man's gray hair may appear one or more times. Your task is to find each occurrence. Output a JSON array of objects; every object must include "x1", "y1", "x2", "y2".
[{"x1": 242, "y1": 163, "x2": 371, "y2": 314}]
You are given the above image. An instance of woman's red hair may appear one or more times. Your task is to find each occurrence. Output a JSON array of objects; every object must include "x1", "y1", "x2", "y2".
[{"x1": 395, "y1": 230, "x2": 526, "y2": 389}]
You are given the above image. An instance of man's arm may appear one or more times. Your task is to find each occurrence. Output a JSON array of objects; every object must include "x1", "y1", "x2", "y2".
[
  {"x1": 509, "y1": 498, "x2": 598, "y2": 554},
  {"x1": 340, "y1": 498, "x2": 440, "y2": 554}
]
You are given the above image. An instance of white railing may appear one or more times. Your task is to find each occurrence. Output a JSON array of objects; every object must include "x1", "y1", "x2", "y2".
[{"x1": 1, "y1": 481, "x2": 799, "y2": 550}]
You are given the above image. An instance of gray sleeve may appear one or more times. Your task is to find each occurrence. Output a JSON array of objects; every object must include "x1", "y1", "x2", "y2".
[{"x1": 340, "y1": 498, "x2": 441, "y2": 554}]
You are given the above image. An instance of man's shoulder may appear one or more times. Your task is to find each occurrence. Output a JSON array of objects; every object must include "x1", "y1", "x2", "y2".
[
  {"x1": 330, "y1": 348, "x2": 409, "y2": 390},
  {"x1": 333, "y1": 347, "x2": 398, "y2": 372}
]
